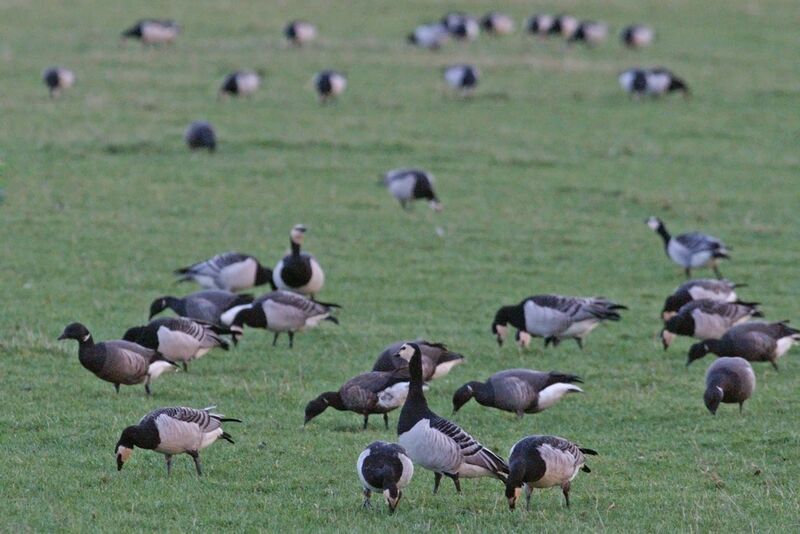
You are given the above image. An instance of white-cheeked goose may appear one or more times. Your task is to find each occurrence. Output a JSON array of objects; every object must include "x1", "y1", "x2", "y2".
[
  {"x1": 42, "y1": 67, "x2": 75, "y2": 97},
  {"x1": 174, "y1": 252, "x2": 275, "y2": 292},
  {"x1": 121, "y1": 20, "x2": 180, "y2": 45},
  {"x1": 314, "y1": 71, "x2": 346, "y2": 103},
  {"x1": 662, "y1": 278, "x2": 744, "y2": 320},
  {"x1": 357, "y1": 441, "x2": 414, "y2": 513},
  {"x1": 480, "y1": 12, "x2": 515, "y2": 35},
  {"x1": 219, "y1": 71, "x2": 262, "y2": 98},
  {"x1": 620, "y1": 25, "x2": 655, "y2": 48},
  {"x1": 273, "y1": 224, "x2": 325, "y2": 297},
  {"x1": 661, "y1": 299, "x2": 761, "y2": 349},
  {"x1": 122, "y1": 317, "x2": 230, "y2": 371},
  {"x1": 647, "y1": 217, "x2": 728, "y2": 277},
  {"x1": 382, "y1": 169, "x2": 442, "y2": 211},
  {"x1": 284, "y1": 21, "x2": 317, "y2": 46}
]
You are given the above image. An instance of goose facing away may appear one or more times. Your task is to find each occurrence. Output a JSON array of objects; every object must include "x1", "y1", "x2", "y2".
[
  {"x1": 219, "y1": 71, "x2": 262, "y2": 98},
  {"x1": 661, "y1": 299, "x2": 761, "y2": 349},
  {"x1": 382, "y1": 169, "x2": 442, "y2": 211},
  {"x1": 284, "y1": 20, "x2": 317, "y2": 46},
  {"x1": 122, "y1": 317, "x2": 230, "y2": 371},
  {"x1": 396, "y1": 343, "x2": 509, "y2": 494},
  {"x1": 372, "y1": 340, "x2": 465, "y2": 381},
  {"x1": 647, "y1": 217, "x2": 728, "y2": 278},
  {"x1": 185, "y1": 121, "x2": 216, "y2": 151},
  {"x1": 273, "y1": 224, "x2": 325, "y2": 297},
  {"x1": 357, "y1": 441, "x2": 414, "y2": 513},
  {"x1": 314, "y1": 70, "x2": 346, "y2": 103},
  {"x1": 121, "y1": 20, "x2": 180, "y2": 45},
  {"x1": 443, "y1": 64, "x2": 479, "y2": 94},
  {"x1": 149, "y1": 289, "x2": 254, "y2": 327},
  {"x1": 42, "y1": 67, "x2": 75, "y2": 97},
  {"x1": 621, "y1": 25, "x2": 655, "y2": 48},
  {"x1": 174, "y1": 252, "x2": 275, "y2": 292},
  {"x1": 506, "y1": 436, "x2": 597, "y2": 510},
  {"x1": 58, "y1": 323, "x2": 177, "y2": 395},
  {"x1": 704, "y1": 357, "x2": 755, "y2": 414},
  {"x1": 408, "y1": 23, "x2": 449, "y2": 49},
  {"x1": 480, "y1": 12, "x2": 515, "y2": 35},
  {"x1": 662, "y1": 279, "x2": 744, "y2": 320},
  {"x1": 452, "y1": 370, "x2": 583, "y2": 417},
  {"x1": 688, "y1": 321, "x2": 800, "y2": 370},
  {"x1": 115, "y1": 406, "x2": 241, "y2": 476},
  {"x1": 548, "y1": 15, "x2": 579, "y2": 38}
]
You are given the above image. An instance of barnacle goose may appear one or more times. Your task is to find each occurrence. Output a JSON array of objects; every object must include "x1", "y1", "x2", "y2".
[
  {"x1": 548, "y1": 15, "x2": 579, "y2": 39},
  {"x1": 175, "y1": 252, "x2": 275, "y2": 292},
  {"x1": 284, "y1": 20, "x2": 317, "y2": 46},
  {"x1": 662, "y1": 279, "x2": 744, "y2": 320},
  {"x1": 620, "y1": 25, "x2": 655, "y2": 48},
  {"x1": 219, "y1": 71, "x2": 262, "y2": 98},
  {"x1": 373, "y1": 340, "x2": 464, "y2": 381},
  {"x1": 647, "y1": 217, "x2": 729, "y2": 278},
  {"x1": 441, "y1": 12, "x2": 479, "y2": 41},
  {"x1": 443, "y1": 64, "x2": 479, "y2": 94},
  {"x1": 704, "y1": 357, "x2": 755, "y2": 414},
  {"x1": 357, "y1": 441, "x2": 414, "y2": 513},
  {"x1": 121, "y1": 19, "x2": 180, "y2": 45},
  {"x1": 568, "y1": 21, "x2": 608, "y2": 46},
  {"x1": 526, "y1": 14, "x2": 555, "y2": 37},
  {"x1": 661, "y1": 299, "x2": 762, "y2": 350},
  {"x1": 480, "y1": 12, "x2": 515, "y2": 35},
  {"x1": 687, "y1": 321, "x2": 800, "y2": 370},
  {"x1": 42, "y1": 67, "x2": 74, "y2": 97},
  {"x1": 122, "y1": 317, "x2": 230, "y2": 371},
  {"x1": 185, "y1": 121, "x2": 216, "y2": 151},
  {"x1": 273, "y1": 224, "x2": 325, "y2": 297},
  {"x1": 407, "y1": 23, "x2": 449, "y2": 50},
  {"x1": 149, "y1": 289, "x2": 254, "y2": 327},
  {"x1": 314, "y1": 70, "x2": 346, "y2": 103},
  {"x1": 620, "y1": 69, "x2": 689, "y2": 98},
  {"x1": 382, "y1": 168, "x2": 442, "y2": 211},
  {"x1": 396, "y1": 343, "x2": 508, "y2": 493}
]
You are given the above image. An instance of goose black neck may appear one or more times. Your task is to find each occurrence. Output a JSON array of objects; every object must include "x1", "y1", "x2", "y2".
[
  {"x1": 655, "y1": 223, "x2": 671, "y2": 247},
  {"x1": 290, "y1": 241, "x2": 301, "y2": 256},
  {"x1": 324, "y1": 391, "x2": 345, "y2": 411},
  {"x1": 406, "y1": 352, "x2": 428, "y2": 405},
  {"x1": 704, "y1": 338, "x2": 724, "y2": 355},
  {"x1": 470, "y1": 381, "x2": 494, "y2": 406}
]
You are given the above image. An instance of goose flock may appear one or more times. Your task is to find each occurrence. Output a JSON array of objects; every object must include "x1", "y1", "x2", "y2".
[{"x1": 39, "y1": 7, "x2": 798, "y2": 520}]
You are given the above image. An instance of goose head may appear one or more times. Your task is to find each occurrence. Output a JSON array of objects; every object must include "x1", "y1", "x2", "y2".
[
  {"x1": 122, "y1": 325, "x2": 145, "y2": 343},
  {"x1": 395, "y1": 342, "x2": 420, "y2": 362},
  {"x1": 115, "y1": 426, "x2": 137, "y2": 471},
  {"x1": 304, "y1": 392, "x2": 340, "y2": 425},
  {"x1": 660, "y1": 328, "x2": 676, "y2": 350},
  {"x1": 505, "y1": 484, "x2": 522, "y2": 510},
  {"x1": 687, "y1": 342, "x2": 710, "y2": 366},
  {"x1": 704, "y1": 385, "x2": 723, "y2": 415},
  {"x1": 646, "y1": 216, "x2": 663, "y2": 231},
  {"x1": 451, "y1": 383, "x2": 476, "y2": 413},
  {"x1": 290, "y1": 224, "x2": 307, "y2": 245},
  {"x1": 384, "y1": 486, "x2": 402, "y2": 513},
  {"x1": 148, "y1": 297, "x2": 170, "y2": 319},
  {"x1": 58, "y1": 322, "x2": 91, "y2": 343}
]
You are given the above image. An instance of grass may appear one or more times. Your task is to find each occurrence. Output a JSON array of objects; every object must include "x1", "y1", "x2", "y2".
[{"x1": 2, "y1": 0, "x2": 799, "y2": 531}]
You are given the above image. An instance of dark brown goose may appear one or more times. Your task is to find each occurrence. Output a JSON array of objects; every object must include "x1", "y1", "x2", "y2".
[
  {"x1": 661, "y1": 299, "x2": 761, "y2": 350},
  {"x1": 703, "y1": 357, "x2": 755, "y2": 414},
  {"x1": 372, "y1": 340, "x2": 464, "y2": 381},
  {"x1": 687, "y1": 321, "x2": 799, "y2": 370},
  {"x1": 149, "y1": 289, "x2": 253, "y2": 327}
]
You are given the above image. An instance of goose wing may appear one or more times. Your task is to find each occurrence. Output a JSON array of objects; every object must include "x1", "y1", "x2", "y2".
[
  {"x1": 144, "y1": 406, "x2": 223, "y2": 433},
  {"x1": 159, "y1": 317, "x2": 228, "y2": 350},
  {"x1": 487, "y1": 373, "x2": 537, "y2": 412},
  {"x1": 429, "y1": 415, "x2": 508, "y2": 477},
  {"x1": 96, "y1": 341, "x2": 152, "y2": 383},
  {"x1": 675, "y1": 232, "x2": 725, "y2": 254},
  {"x1": 176, "y1": 252, "x2": 249, "y2": 279}
]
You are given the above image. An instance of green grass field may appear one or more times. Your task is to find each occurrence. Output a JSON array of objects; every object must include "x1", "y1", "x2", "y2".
[{"x1": 2, "y1": 0, "x2": 799, "y2": 531}]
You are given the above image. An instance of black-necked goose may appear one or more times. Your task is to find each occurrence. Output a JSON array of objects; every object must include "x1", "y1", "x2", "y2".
[
  {"x1": 382, "y1": 168, "x2": 442, "y2": 211},
  {"x1": 221, "y1": 290, "x2": 339, "y2": 348},
  {"x1": 121, "y1": 20, "x2": 180, "y2": 45},
  {"x1": 175, "y1": 252, "x2": 275, "y2": 293},
  {"x1": 115, "y1": 406, "x2": 240, "y2": 476},
  {"x1": 408, "y1": 23, "x2": 449, "y2": 50},
  {"x1": 492, "y1": 295, "x2": 626, "y2": 349},
  {"x1": 687, "y1": 321, "x2": 800, "y2": 370},
  {"x1": 452, "y1": 370, "x2": 583, "y2": 418},
  {"x1": 357, "y1": 441, "x2": 414, "y2": 513},
  {"x1": 396, "y1": 343, "x2": 508, "y2": 493},
  {"x1": 480, "y1": 12, "x2": 515, "y2": 35},
  {"x1": 373, "y1": 340, "x2": 465, "y2": 381},
  {"x1": 548, "y1": 15, "x2": 579, "y2": 39},
  {"x1": 42, "y1": 67, "x2": 75, "y2": 97},
  {"x1": 185, "y1": 121, "x2": 216, "y2": 152},
  {"x1": 647, "y1": 217, "x2": 728, "y2": 278},
  {"x1": 440, "y1": 12, "x2": 478, "y2": 41},
  {"x1": 661, "y1": 299, "x2": 762, "y2": 350},
  {"x1": 273, "y1": 224, "x2": 325, "y2": 297},
  {"x1": 526, "y1": 15, "x2": 555, "y2": 37},
  {"x1": 284, "y1": 20, "x2": 317, "y2": 46},
  {"x1": 149, "y1": 289, "x2": 254, "y2": 327},
  {"x1": 662, "y1": 279, "x2": 744, "y2": 320},
  {"x1": 506, "y1": 435, "x2": 597, "y2": 510},
  {"x1": 568, "y1": 21, "x2": 608, "y2": 46},
  {"x1": 704, "y1": 357, "x2": 755, "y2": 414},
  {"x1": 58, "y1": 323, "x2": 177, "y2": 395},
  {"x1": 620, "y1": 25, "x2": 655, "y2": 48},
  {"x1": 444, "y1": 64, "x2": 479, "y2": 94},
  {"x1": 314, "y1": 70, "x2": 346, "y2": 103},
  {"x1": 620, "y1": 69, "x2": 689, "y2": 98},
  {"x1": 219, "y1": 71, "x2": 262, "y2": 98},
  {"x1": 305, "y1": 370, "x2": 410, "y2": 429},
  {"x1": 122, "y1": 317, "x2": 229, "y2": 372}
]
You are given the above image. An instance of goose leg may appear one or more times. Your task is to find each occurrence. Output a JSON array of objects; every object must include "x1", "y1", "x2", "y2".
[
  {"x1": 574, "y1": 338, "x2": 583, "y2": 350},
  {"x1": 164, "y1": 454, "x2": 173, "y2": 476},
  {"x1": 433, "y1": 472, "x2": 442, "y2": 494},
  {"x1": 362, "y1": 489, "x2": 372, "y2": 509},
  {"x1": 446, "y1": 473, "x2": 462, "y2": 494},
  {"x1": 145, "y1": 381, "x2": 152, "y2": 396},
  {"x1": 525, "y1": 484, "x2": 533, "y2": 511},
  {"x1": 272, "y1": 332, "x2": 279, "y2": 346},
  {"x1": 562, "y1": 481, "x2": 571, "y2": 508},
  {"x1": 712, "y1": 261, "x2": 722, "y2": 279},
  {"x1": 182, "y1": 362, "x2": 188, "y2": 372},
  {"x1": 114, "y1": 383, "x2": 120, "y2": 394},
  {"x1": 383, "y1": 413, "x2": 389, "y2": 429},
  {"x1": 770, "y1": 360, "x2": 779, "y2": 372},
  {"x1": 684, "y1": 267, "x2": 691, "y2": 278},
  {"x1": 739, "y1": 402, "x2": 744, "y2": 414},
  {"x1": 188, "y1": 451, "x2": 202, "y2": 476},
  {"x1": 362, "y1": 414, "x2": 369, "y2": 430},
  {"x1": 288, "y1": 331, "x2": 295, "y2": 348}
]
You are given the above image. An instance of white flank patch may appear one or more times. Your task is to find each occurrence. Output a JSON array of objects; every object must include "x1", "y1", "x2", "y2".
[
  {"x1": 377, "y1": 382, "x2": 410, "y2": 409},
  {"x1": 537, "y1": 384, "x2": 582, "y2": 411},
  {"x1": 147, "y1": 361, "x2": 178, "y2": 379},
  {"x1": 430, "y1": 359, "x2": 462, "y2": 380},
  {"x1": 220, "y1": 304, "x2": 252, "y2": 326}
]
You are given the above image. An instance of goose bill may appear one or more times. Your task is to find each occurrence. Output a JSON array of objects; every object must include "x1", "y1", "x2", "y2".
[
  {"x1": 116, "y1": 445, "x2": 133, "y2": 470},
  {"x1": 661, "y1": 330, "x2": 676, "y2": 350}
]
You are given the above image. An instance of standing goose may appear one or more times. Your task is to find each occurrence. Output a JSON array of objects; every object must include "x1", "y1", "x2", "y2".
[
  {"x1": 443, "y1": 64, "x2": 479, "y2": 95},
  {"x1": 221, "y1": 290, "x2": 339, "y2": 348},
  {"x1": 480, "y1": 12, "x2": 515, "y2": 35},
  {"x1": 491, "y1": 295, "x2": 626, "y2": 349},
  {"x1": 219, "y1": 71, "x2": 261, "y2": 98},
  {"x1": 284, "y1": 20, "x2": 317, "y2": 46},
  {"x1": 620, "y1": 25, "x2": 655, "y2": 48},
  {"x1": 452, "y1": 370, "x2": 583, "y2": 418},
  {"x1": 526, "y1": 15, "x2": 555, "y2": 37},
  {"x1": 115, "y1": 406, "x2": 240, "y2": 476},
  {"x1": 314, "y1": 70, "x2": 347, "y2": 103},
  {"x1": 621, "y1": 69, "x2": 689, "y2": 98},
  {"x1": 122, "y1": 317, "x2": 230, "y2": 372},
  {"x1": 42, "y1": 66, "x2": 75, "y2": 97},
  {"x1": 185, "y1": 120, "x2": 216, "y2": 151},
  {"x1": 121, "y1": 20, "x2": 180, "y2": 45},
  {"x1": 304, "y1": 370, "x2": 411, "y2": 430},
  {"x1": 174, "y1": 252, "x2": 275, "y2": 292},
  {"x1": 58, "y1": 323, "x2": 177, "y2": 395},
  {"x1": 568, "y1": 21, "x2": 608, "y2": 46},
  {"x1": 273, "y1": 224, "x2": 325, "y2": 297},
  {"x1": 372, "y1": 340, "x2": 465, "y2": 381},
  {"x1": 407, "y1": 23, "x2": 449, "y2": 50},
  {"x1": 548, "y1": 15, "x2": 579, "y2": 39},
  {"x1": 445, "y1": 15, "x2": 479, "y2": 41},
  {"x1": 149, "y1": 289, "x2": 254, "y2": 327},
  {"x1": 704, "y1": 357, "x2": 755, "y2": 414},
  {"x1": 662, "y1": 279, "x2": 744, "y2": 320},
  {"x1": 396, "y1": 343, "x2": 509, "y2": 493},
  {"x1": 357, "y1": 441, "x2": 414, "y2": 513},
  {"x1": 506, "y1": 436, "x2": 597, "y2": 510},
  {"x1": 647, "y1": 217, "x2": 729, "y2": 278},
  {"x1": 382, "y1": 168, "x2": 442, "y2": 211},
  {"x1": 687, "y1": 321, "x2": 800, "y2": 370},
  {"x1": 661, "y1": 299, "x2": 762, "y2": 350}
]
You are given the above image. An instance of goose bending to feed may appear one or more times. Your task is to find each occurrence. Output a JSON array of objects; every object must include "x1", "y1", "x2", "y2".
[
  {"x1": 445, "y1": 14, "x2": 479, "y2": 41},
  {"x1": 149, "y1": 289, "x2": 253, "y2": 328},
  {"x1": 58, "y1": 323, "x2": 177, "y2": 395},
  {"x1": 647, "y1": 217, "x2": 728, "y2": 278},
  {"x1": 382, "y1": 168, "x2": 442, "y2": 211},
  {"x1": 704, "y1": 357, "x2": 755, "y2": 414},
  {"x1": 221, "y1": 290, "x2": 339, "y2": 348},
  {"x1": 396, "y1": 343, "x2": 508, "y2": 493},
  {"x1": 661, "y1": 299, "x2": 761, "y2": 350},
  {"x1": 492, "y1": 295, "x2": 626, "y2": 349},
  {"x1": 185, "y1": 120, "x2": 216, "y2": 151},
  {"x1": 687, "y1": 321, "x2": 800, "y2": 370},
  {"x1": 121, "y1": 20, "x2": 180, "y2": 45},
  {"x1": 122, "y1": 317, "x2": 230, "y2": 371},
  {"x1": 408, "y1": 23, "x2": 448, "y2": 50},
  {"x1": 662, "y1": 279, "x2": 744, "y2": 320},
  {"x1": 620, "y1": 69, "x2": 690, "y2": 98},
  {"x1": 115, "y1": 406, "x2": 240, "y2": 476},
  {"x1": 443, "y1": 64, "x2": 479, "y2": 95},
  {"x1": 548, "y1": 15, "x2": 579, "y2": 39},
  {"x1": 273, "y1": 224, "x2": 325, "y2": 297},
  {"x1": 568, "y1": 21, "x2": 607, "y2": 46},
  {"x1": 373, "y1": 340, "x2": 464, "y2": 381},
  {"x1": 304, "y1": 370, "x2": 410, "y2": 430},
  {"x1": 284, "y1": 20, "x2": 317, "y2": 46},
  {"x1": 526, "y1": 15, "x2": 555, "y2": 37},
  {"x1": 620, "y1": 25, "x2": 654, "y2": 48},
  {"x1": 175, "y1": 252, "x2": 275, "y2": 292},
  {"x1": 357, "y1": 441, "x2": 414, "y2": 513},
  {"x1": 452, "y1": 370, "x2": 583, "y2": 417},
  {"x1": 480, "y1": 12, "x2": 515, "y2": 35},
  {"x1": 42, "y1": 67, "x2": 75, "y2": 97},
  {"x1": 506, "y1": 436, "x2": 597, "y2": 510},
  {"x1": 314, "y1": 70, "x2": 346, "y2": 103},
  {"x1": 219, "y1": 71, "x2": 261, "y2": 98}
]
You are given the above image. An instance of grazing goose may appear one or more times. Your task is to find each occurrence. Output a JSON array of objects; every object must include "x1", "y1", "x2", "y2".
[
  {"x1": 442, "y1": 14, "x2": 479, "y2": 41},
  {"x1": 42, "y1": 67, "x2": 75, "y2": 97},
  {"x1": 219, "y1": 71, "x2": 261, "y2": 98},
  {"x1": 149, "y1": 289, "x2": 253, "y2": 329},
  {"x1": 661, "y1": 299, "x2": 762, "y2": 350},
  {"x1": 357, "y1": 441, "x2": 414, "y2": 513},
  {"x1": 304, "y1": 370, "x2": 410, "y2": 429},
  {"x1": 273, "y1": 224, "x2": 325, "y2": 297},
  {"x1": 284, "y1": 20, "x2": 317, "y2": 46},
  {"x1": 506, "y1": 436, "x2": 597, "y2": 510},
  {"x1": 58, "y1": 323, "x2": 177, "y2": 395},
  {"x1": 407, "y1": 23, "x2": 449, "y2": 50},
  {"x1": 568, "y1": 21, "x2": 608, "y2": 46},
  {"x1": 443, "y1": 64, "x2": 479, "y2": 94},
  {"x1": 526, "y1": 15, "x2": 555, "y2": 37},
  {"x1": 492, "y1": 295, "x2": 626, "y2": 349},
  {"x1": 122, "y1": 317, "x2": 229, "y2": 371},
  {"x1": 185, "y1": 121, "x2": 216, "y2": 152},
  {"x1": 115, "y1": 406, "x2": 240, "y2": 476},
  {"x1": 662, "y1": 279, "x2": 744, "y2": 320},
  {"x1": 704, "y1": 357, "x2": 755, "y2": 414},
  {"x1": 314, "y1": 70, "x2": 346, "y2": 103},
  {"x1": 396, "y1": 343, "x2": 509, "y2": 493},
  {"x1": 647, "y1": 217, "x2": 729, "y2": 278},
  {"x1": 174, "y1": 252, "x2": 275, "y2": 292},
  {"x1": 480, "y1": 12, "x2": 515, "y2": 35},
  {"x1": 221, "y1": 290, "x2": 339, "y2": 348},
  {"x1": 121, "y1": 20, "x2": 180, "y2": 45},
  {"x1": 687, "y1": 321, "x2": 800, "y2": 370},
  {"x1": 620, "y1": 25, "x2": 655, "y2": 48},
  {"x1": 620, "y1": 68, "x2": 689, "y2": 98},
  {"x1": 373, "y1": 340, "x2": 465, "y2": 381},
  {"x1": 548, "y1": 15, "x2": 579, "y2": 39},
  {"x1": 452, "y1": 370, "x2": 583, "y2": 418},
  {"x1": 382, "y1": 168, "x2": 442, "y2": 211}
]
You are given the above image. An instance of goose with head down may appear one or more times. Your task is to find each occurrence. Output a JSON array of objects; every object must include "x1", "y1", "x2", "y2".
[
  {"x1": 357, "y1": 441, "x2": 414, "y2": 513},
  {"x1": 661, "y1": 299, "x2": 762, "y2": 350},
  {"x1": 703, "y1": 357, "x2": 755, "y2": 415},
  {"x1": 373, "y1": 340, "x2": 464, "y2": 381},
  {"x1": 687, "y1": 321, "x2": 800, "y2": 370},
  {"x1": 174, "y1": 252, "x2": 275, "y2": 293},
  {"x1": 662, "y1": 278, "x2": 744, "y2": 321}
]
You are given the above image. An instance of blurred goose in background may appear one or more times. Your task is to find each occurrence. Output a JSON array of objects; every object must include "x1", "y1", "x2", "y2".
[
  {"x1": 506, "y1": 436, "x2": 597, "y2": 510},
  {"x1": 568, "y1": 21, "x2": 608, "y2": 46},
  {"x1": 452, "y1": 370, "x2": 583, "y2": 417},
  {"x1": 444, "y1": 64, "x2": 479, "y2": 95},
  {"x1": 284, "y1": 20, "x2": 317, "y2": 46},
  {"x1": 314, "y1": 70, "x2": 347, "y2": 103},
  {"x1": 382, "y1": 168, "x2": 442, "y2": 211},
  {"x1": 662, "y1": 279, "x2": 745, "y2": 320},
  {"x1": 219, "y1": 71, "x2": 262, "y2": 98},
  {"x1": 185, "y1": 121, "x2": 216, "y2": 151},
  {"x1": 408, "y1": 23, "x2": 449, "y2": 50},
  {"x1": 121, "y1": 19, "x2": 180, "y2": 45},
  {"x1": 357, "y1": 441, "x2": 414, "y2": 513},
  {"x1": 661, "y1": 299, "x2": 762, "y2": 350},
  {"x1": 58, "y1": 323, "x2": 177, "y2": 395},
  {"x1": 372, "y1": 340, "x2": 464, "y2": 381},
  {"x1": 687, "y1": 321, "x2": 800, "y2": 370},
  {"x1": 704, "y1": 357, "x2": 755, "y2": 414},
  {"x1": 480, "y1": 12, "x2": 515, "y2": 35},
  {"x1": 548, "y1": 15, "x2": 579, "y2": 39},
  {"x1": 115, "y1": 406, "x2": 240, "y2": 476},
  {"x1": 441, "y1": 12, "x2": 479, "y2": 41},
  {"x1": 646, "y1": 217, "x2": 729, "y2": 278},
  {"x1": 273, "y1": 224, "x2": 325, "y2": 297},
  {"x1": 122, "y1": 317, "x2": 230, "y2": 371},
  {"x1": 42, "y1": 67, "x2": 74, "y2": 97},
  {"x1": 149, "y1": 289, "x2": 254, "y2": 329},
  {"x1": 526, "y1": 14, "x2": 555, "y2": 37},
  {"x1": 620, "y1": 25, "x2": 655, "y2": 48},
  {"x1": 621, "y1": 69, "x2": 690, "y2": 98},
  {"x1": 174, "y1": 252, "x2": 275, "y2": 293}
]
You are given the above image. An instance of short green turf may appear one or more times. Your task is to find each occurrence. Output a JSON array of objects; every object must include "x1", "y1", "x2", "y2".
[{"x1": 1, "y1": 0, "x2": 799, "y2": 532}]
